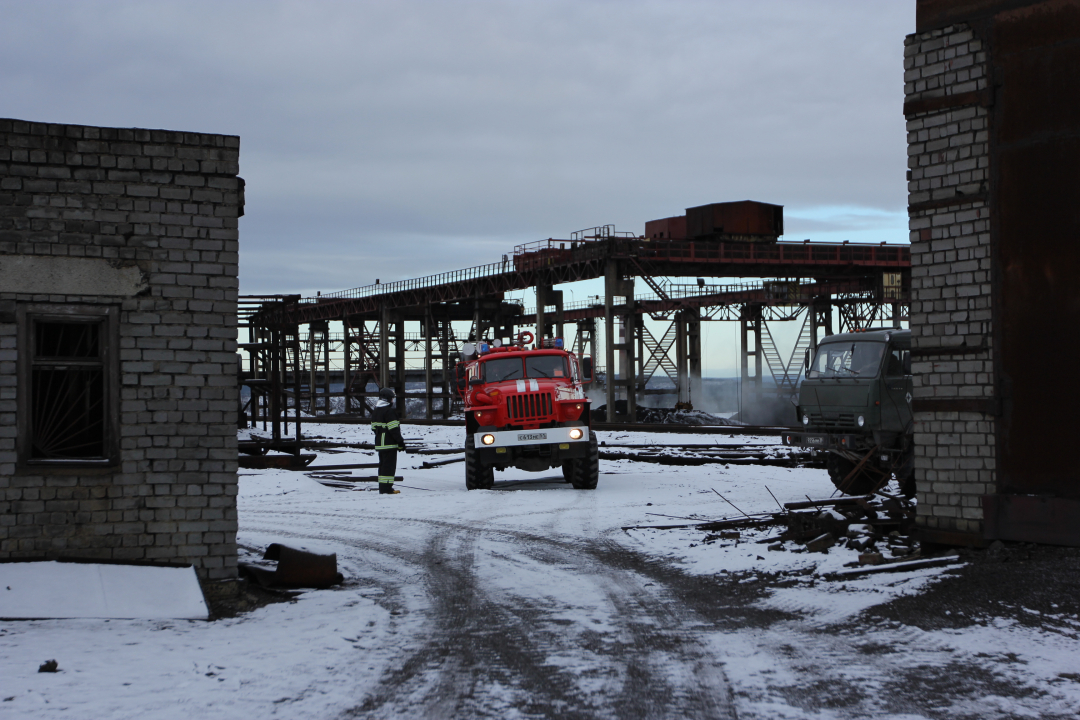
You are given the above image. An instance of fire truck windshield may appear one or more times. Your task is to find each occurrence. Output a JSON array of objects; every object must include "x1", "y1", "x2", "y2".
[
  {"x1": 482, "y1": 357, "x2": 524, "y2": 382},
  {"x1": 480, "y1": 355, "x2": 570, "y2": 382},
  {"x1": 525, "y1": 355, "x2": 568, "y2": 379}
]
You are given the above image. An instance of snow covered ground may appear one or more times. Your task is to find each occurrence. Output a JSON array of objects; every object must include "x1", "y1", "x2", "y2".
[{"x1": 2, "y1": 423, "x2": 1080, "y2": 718}]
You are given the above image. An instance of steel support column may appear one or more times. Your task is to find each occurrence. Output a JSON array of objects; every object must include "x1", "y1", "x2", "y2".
[
  {"x1": 342, "y1": 319, "x2": 353, "y2": 414},
  {"x1": 536, "y1": 284, "x2": 565, "y2": 343},
  {"x1": 424, "y1": 305, "x2": 434, "y2": 420},
  {"x1": 605, "y1": 260, "x2": 636, "y2": 421},
  {"x1": 740, "y1": 305, "x2": 763, "y2": 421},
  {"x1": 394, "y1": 314, "x2": 406, "y2": 415},
  {"x1": 676, "y1": 314, "x2": 689, "y2": 406},
  {"x1": 688, "y1": 308, "x2": 702, "y2": 408},
  {"x1": 379, "y1": 305, "x2": 390, "y2": 389},
  {"x1": 810, "y1": 297, "x2": 833, "y2": 349}
]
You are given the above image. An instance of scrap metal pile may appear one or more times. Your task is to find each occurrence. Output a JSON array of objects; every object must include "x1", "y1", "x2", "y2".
[
  {"x1": 627, "y1": 491, "x2": 960, "y2": 577},
  {"x1": 597, "y1": 439, "x2": 821, "y2": 468},
  {"x1": 272, "y1": 437, "x2": 823, "y2": 488}
]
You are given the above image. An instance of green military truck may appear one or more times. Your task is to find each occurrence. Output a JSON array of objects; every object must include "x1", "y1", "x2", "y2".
[{"x1": 782, "y1": 328, "x2": 914, "y2": 496}]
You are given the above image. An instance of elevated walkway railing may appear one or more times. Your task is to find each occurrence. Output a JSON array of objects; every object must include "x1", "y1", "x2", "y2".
[{"x1": 313, "y1": 238, "x2": 907, "y2": 305}]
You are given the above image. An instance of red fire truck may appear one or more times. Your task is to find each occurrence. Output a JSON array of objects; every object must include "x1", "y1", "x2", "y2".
[{"x1": 457, "y1": 332, "x2": 598, "y2": 490}]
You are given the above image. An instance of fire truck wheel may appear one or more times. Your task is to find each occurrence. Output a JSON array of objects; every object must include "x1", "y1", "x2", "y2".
[
  {"x1": 570, "y1": 432, "x2": 599, "y2": 490},
  {"x1": 561, "y1": 461, "x2": 573, "y2": 483},
  {"x1": 465, "y1": 435, "x2": 494, "y2": 490}
]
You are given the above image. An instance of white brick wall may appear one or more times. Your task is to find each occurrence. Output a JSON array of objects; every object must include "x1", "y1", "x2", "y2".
[{"x1": 905, "y1": 26, "x2": 996, "y2": 537}]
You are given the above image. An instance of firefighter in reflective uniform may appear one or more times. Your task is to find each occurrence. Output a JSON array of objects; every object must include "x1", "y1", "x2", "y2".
[{"x1": 371, "y1": 387, "x2": 405, "y2": 495}]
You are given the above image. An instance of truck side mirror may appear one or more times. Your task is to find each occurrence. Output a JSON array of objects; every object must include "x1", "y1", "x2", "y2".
[
  {"x1": 580, "y1": 356, "x2": 594, "y2": 383},
  {"x1": 469, "y1": 378, "x2": 484, "y2": 387},
  {"x1": 903, "y1": 351, "x2": 911, "y2": 375},
  {"x1": 804, "y1": 348, "x2": 811, "y2": 377}
]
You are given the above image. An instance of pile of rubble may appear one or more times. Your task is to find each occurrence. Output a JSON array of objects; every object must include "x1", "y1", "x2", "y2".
[
  {"x1": 766, "y1": 494, "x2": 917, "y2": 566},
  {"x1": 629, "y1": 491, "x2": 962, "y2": 578}
]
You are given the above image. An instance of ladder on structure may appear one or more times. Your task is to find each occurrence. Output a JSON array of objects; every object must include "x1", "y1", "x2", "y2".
[
  {"x1": 640, "y1": 323, "x2": 679, "y2": 384},
  {"x1": 759, "y1": 311, "x2": 814, "y2": 395}
]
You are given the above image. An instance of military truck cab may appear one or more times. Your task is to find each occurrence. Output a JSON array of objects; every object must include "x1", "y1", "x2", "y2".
[{"x1": 783, "y1": 328, "x2": 914, "y2": 496}]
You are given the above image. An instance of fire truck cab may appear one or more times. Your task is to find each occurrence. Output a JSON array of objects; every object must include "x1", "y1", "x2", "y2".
[{"x1": 458, "y1": 332, "x2": 598, "y2": 490}]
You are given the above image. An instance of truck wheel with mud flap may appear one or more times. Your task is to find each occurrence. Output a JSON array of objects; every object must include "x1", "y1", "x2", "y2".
[
  {"x1": 561, "y1": 461, "x2": 573, "y2": 483},
  {"x1": 465, "y1": 435, "x2": 494, "y2": 490},
  {"x1": 570, "y1": 431, "x2": 599, "y2": 489},
  {"x1": 826, "y1": 453, "x2": 880, "y2": 495}
]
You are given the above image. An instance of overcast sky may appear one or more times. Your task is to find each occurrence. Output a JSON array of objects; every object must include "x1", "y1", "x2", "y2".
[{"x1": 1, "y1": 0, "x2": 914, "y2": 298}]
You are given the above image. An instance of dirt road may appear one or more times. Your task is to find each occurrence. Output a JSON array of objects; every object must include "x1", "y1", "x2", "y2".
[
  {"x1": 245, "y1": 497, "x2": 736, "y2": 719},
  {"x1": 240, "y1": 467, "x2": 1080, "y2": 720}
]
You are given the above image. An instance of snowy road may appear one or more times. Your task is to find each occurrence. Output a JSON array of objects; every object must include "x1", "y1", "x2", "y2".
[
  {"x1": 4, "y1": 423, "x2": 1080, "y2": 719},
  {"x1": 244, "y1": 477, "x2": 735, "y2": 718}
]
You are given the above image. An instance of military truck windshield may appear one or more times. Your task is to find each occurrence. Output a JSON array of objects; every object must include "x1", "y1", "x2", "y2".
[
  {"x1": 809, "y1": 341, "x2": 886, "y2": 378},
  {"x1": 482, "y1": 357, "x2": 524, "y2": 382},
  {"x1": 525, "y1": 355, "x2": 568, "y2": 379}
]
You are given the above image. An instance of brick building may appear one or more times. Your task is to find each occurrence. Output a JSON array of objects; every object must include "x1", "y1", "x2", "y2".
[
  {"x1": 906, "y1": 0, "x2": 1080, "y2": 544},
  {"x1": 0, "y1": 119, "x2": 241, "y2": 584}
]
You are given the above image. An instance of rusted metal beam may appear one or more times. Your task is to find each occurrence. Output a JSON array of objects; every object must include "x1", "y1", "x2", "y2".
[{"x1": 252, "y1": 238, "x2": 909, "y2": 328}]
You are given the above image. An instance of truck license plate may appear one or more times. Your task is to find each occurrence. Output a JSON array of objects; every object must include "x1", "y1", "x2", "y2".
[{"x1": 518, "y1": 432, "x2": 547, "y2": 441}]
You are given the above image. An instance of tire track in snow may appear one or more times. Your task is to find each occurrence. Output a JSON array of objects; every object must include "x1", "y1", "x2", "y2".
[{"x1": 242, "y1": 510, "x2": 736, "y2": 719}]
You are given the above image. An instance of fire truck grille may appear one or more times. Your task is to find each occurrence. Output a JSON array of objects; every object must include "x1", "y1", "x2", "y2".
[{"x1": 507, "y1": 392, "x2": 553, "y2": 420}]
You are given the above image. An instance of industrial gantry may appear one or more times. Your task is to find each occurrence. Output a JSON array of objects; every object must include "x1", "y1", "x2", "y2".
[{"x1": 239, "y1": 201, "x2": 910, "y2": 455}]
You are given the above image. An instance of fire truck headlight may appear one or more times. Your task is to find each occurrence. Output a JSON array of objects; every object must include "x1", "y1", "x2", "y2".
[
  {"x1": 802, "y1": 415, "x2": 809, "y2": 426},
  {"x1": 857, "y1": 415, "x2": 865, "y2": 427},
  {"x1": 569, "y1": 428, "x2": 583, "y2": 440},
  {"x1": 481, "y1": 434, "x2": 495, "y2": 445}
]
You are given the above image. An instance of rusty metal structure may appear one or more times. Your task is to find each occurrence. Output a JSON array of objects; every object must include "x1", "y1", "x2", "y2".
[{"x1": 240, "y1": 203, "x2": 911, "y2": 455}]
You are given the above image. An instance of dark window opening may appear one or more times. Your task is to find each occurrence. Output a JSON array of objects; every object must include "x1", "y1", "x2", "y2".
[
  {"x1": 884, "y1": 349, "x2": 910, "y2": 378},
  {"x1": 29, "y1": 319, "x2": 108, "y2": 461},
  {"x1": 36, "y1": 320, "x2": 100, "y2": 358}
]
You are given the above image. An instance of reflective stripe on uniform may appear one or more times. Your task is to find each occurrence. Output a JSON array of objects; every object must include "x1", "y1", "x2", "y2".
[
  {"x1": 375, "y1": 445, "x2": 398, "y2": 450},
  {"x1": 377, "y1": 476, "x2": 395, "y2": 484}
]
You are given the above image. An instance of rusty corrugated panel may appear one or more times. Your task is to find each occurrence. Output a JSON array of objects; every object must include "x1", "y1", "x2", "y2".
[
  {"x1": 644, "y1": 215, "x2": 686, "y2": 240},
  {"x1": 993, "y1": 1, "x2": 1080, "y2": 497},
  {"x1": 685, "y1": 201, "x2": 783, "y2": 241}
]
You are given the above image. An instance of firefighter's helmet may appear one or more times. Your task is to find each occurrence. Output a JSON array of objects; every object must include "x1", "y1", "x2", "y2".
[{"x1": 378, "y1": 387, "x2": 394, "y2": 401}]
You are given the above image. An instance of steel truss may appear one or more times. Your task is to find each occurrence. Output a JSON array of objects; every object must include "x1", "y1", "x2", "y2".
[{"x1": 241, "y1": 236, "x2": 910, "y2": 429}]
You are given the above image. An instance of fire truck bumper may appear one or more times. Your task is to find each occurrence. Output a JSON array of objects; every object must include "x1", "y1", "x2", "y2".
[
  {"x1": 474, "y1": 426, "x2": 590, "y2": 449},
  {"x1": 474, "y1": 426, "x2": 590, "y2": 463}
]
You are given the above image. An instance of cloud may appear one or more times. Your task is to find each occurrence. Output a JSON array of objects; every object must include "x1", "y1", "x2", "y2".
[{"x1": 0, "y1": 0, "x2": 915, "y2": 294}]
